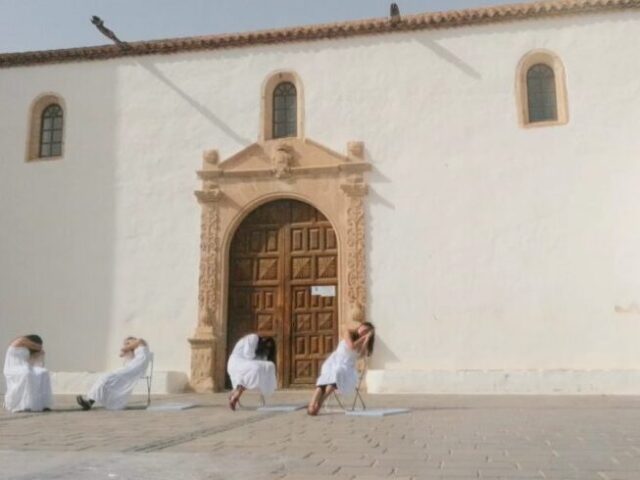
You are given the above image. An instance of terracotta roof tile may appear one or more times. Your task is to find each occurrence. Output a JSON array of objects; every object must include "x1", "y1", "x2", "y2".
[{"x1": 1, "y1": 0, "x2": 638, "y2": 68}]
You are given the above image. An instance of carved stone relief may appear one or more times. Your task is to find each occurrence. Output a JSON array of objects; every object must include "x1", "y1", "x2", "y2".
[
  {"x1": 188, "y1": 151, "x2": 224, "y2": 392},
  {"x1": 271, "y1": 142, "x2": 294, "y2": 179},
  {"x1": 341, "y1": 175, "x2": 368, "y2": 323}
]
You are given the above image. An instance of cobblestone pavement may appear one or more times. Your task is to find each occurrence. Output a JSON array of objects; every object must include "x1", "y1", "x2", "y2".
[{"x1": 1, "y1": 393, "x2": 639, "y2": 480}]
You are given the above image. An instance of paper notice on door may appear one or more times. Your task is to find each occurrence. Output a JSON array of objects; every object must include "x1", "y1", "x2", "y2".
[{"x1": 311, "y1": 285, "x2": 336, "y2": 297}]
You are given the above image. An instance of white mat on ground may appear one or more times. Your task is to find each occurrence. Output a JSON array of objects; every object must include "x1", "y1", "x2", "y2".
[
  {"x1": 345, "y1": 408, "x2": 410, "y2": 417},
  {"x1": 256, "y1": 404, "x2": 307, "y2": 412},
  {"x1": 146, "y1": 403, "x2": 197, "y2": 411}
]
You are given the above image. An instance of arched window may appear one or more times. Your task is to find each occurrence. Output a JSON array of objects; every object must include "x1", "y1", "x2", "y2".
[
  {"x1": 272, "y1": 82, "x2": 297, "y2": 139},
  {"x1": 516, "y1": 50, "x2": 568, "y2": 127},
  {"x1": 26, "y1": 93, "x2": 66, "y2": 161},
  {"x1": 261, "y1": 72, "x2": 303, "y2": 141},
  {"x1": 39, "y1": 104, "x2": 64, "y2": 157},
  {"x1": 526, "y1": 64, "x2": 557, "y2": 123}
]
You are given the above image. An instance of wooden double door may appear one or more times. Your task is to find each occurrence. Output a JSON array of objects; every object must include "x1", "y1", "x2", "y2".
[{"x1": 227, "y1": 199, "x2": 339, "y2": 388}]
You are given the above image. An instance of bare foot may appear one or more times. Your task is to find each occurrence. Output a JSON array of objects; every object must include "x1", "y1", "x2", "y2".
[
  {"x1": 307, "y1": 402, "x2": 320, "y2": 416},
  {"x1": 228, "y1": 390, "x2": 241, "y2": 411}
]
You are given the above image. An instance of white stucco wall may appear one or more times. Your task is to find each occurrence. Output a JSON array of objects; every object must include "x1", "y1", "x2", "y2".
[{"x1": 1, "y1": 10, "x2": 640, "y2": 393}]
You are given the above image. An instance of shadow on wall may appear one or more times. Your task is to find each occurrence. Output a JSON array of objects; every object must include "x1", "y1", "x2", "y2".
[
  {"x1": 369, "y1": 336, "x2": 400, "y2": 369},
  {"x1": 135, "y1": 58, "x2": 252, "y2": 147},
  {"x1": 364, "y1": 153, "x2": 398, "y2": 371},
  {"x1": 0, "y1": 61, "x2": 119, "y2": 391},
  {"x1": 415, "y1": 37, "x2": 482, "y2": 80}
]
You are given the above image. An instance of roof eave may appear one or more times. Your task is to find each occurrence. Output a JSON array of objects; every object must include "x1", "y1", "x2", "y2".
[{"x1": 1, "y1": 0, "x2": 638, "y2": 69}]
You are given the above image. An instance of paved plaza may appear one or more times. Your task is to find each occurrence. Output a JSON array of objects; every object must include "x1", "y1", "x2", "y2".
[{"x1": 1, "y1": 393, "x2": 639, "y2": 480}]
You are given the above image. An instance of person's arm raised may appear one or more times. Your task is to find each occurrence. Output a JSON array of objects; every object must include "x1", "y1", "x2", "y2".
[
  {"x1": 12, "y1": 337, "x2": 42, "y2": 352},
  {"x1": 352, "y1": 332, "x2": 372, "y2": 356},
  {"x1": 119, "y1": 339, "x2": 140, "y2": 357},
  {"x1": 343, "y1": 329, "x2": 357, "y2": 350}
]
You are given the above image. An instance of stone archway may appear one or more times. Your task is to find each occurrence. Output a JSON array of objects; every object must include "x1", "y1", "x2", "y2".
[{"x1": 189, "y1": 138, "x2": 370, "y2": 392}]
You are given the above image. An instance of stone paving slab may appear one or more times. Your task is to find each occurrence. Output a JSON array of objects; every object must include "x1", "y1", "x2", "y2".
[{"x1": 1, "y1": 393, "x2": 640, "y2": 479}]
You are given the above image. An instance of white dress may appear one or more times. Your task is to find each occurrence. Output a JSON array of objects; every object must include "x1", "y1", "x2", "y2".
[
  {"x1": 88, "y1": 345, "x2": 151, "y2": 410},
  {"x1": 316, "y1": 340, "x2": 359, "y2": 395},
  {"x1": 3, "y1": 346, "x2": 53, "y2": 413},
  {"x1": 227, "y1": 334, "x2": 277, "y2": 396}
]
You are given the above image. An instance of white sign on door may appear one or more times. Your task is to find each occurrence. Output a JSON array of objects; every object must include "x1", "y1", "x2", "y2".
[{"x1": 311, "y1": 285, "x2": 336, "y2": 297}]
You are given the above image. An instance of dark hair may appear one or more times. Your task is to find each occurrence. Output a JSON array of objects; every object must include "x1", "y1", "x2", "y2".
[
  {"x1": 349, "y1": 322, "x2": 375, "y2": 356},
  {"x1": 25, "y1": 334, "x2": 43, "y2": 354},
  {"x1": 361, "y1": 322, "x2": 375, "y2": 356},
  {"x1": 25, "y1": 334, "x2": 43, "y2": 345},
  {"x1": 255, "y1": 336, "x2": 276, "y2": 364}
]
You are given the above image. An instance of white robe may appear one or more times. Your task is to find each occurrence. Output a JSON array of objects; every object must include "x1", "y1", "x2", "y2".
[
  {"x1": 227, "y1": 334, "x2": 276, "y2": 396},
  {"x1": 88, "y1": 345, "x2": 151, "y2": 410},
  {"x1": 316, "y1": 339, "x2": 358, "y2": 395},
  {"x1": 3, "y1": 346, "x2": 53, "y2": 413}
]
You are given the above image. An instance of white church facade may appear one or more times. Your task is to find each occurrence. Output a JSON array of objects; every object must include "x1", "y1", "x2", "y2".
[{"x1": 1, "y1": 0, "x2": 640, "y2": 394}]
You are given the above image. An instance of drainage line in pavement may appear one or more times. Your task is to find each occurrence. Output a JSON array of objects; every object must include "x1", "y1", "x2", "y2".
[
  {"x1": 124, "y1": 412, "x2": 279, "y2": 453},
  {"x1": 0, "y1": 413, "x2": 40, "y2": 423}
]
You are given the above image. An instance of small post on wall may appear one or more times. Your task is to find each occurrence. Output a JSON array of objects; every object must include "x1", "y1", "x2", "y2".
[{"x1": 189, "y1": 149, "x2": 223, "y2": 392}]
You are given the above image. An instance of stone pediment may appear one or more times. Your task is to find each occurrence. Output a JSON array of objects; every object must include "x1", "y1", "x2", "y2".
[{"x1": 198, "y1": 138, "x2": 369, "y2": 181}]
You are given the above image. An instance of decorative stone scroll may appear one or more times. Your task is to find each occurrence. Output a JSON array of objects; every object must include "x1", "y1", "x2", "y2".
[
  {"x1": 341, "y1": 175, "x2": 368, "y2": 323},
  {"x1": 203, "y1": 149, "x2": 219, "y2": 166}
]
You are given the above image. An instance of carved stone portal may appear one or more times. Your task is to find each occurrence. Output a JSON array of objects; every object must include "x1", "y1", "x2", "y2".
[{"x1": 189, "y1": 137, "x2": 370, "y2": 392}]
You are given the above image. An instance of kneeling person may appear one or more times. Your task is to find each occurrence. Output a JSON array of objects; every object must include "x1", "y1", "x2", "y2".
[
  {"x1": 77, "y1": 337, "x2": 151, "y2": 410},
  {"x1": 227, "y1": 334, "x2": 276, "y2": 410}
]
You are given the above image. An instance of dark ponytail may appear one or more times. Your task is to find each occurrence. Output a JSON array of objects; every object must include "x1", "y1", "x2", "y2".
[
  {"x1": 360, "y1": 322, "x2": 375, "y2": 356},
  {"x1": 255, "y1": 336, "x2": 276, "y2": 364}
]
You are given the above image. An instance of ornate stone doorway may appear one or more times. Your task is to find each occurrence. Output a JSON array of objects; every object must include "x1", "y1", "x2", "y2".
[
  {"x1": 189, "y1": 138, "x2": 370, "y2": 392},
  {"x1": 227, "y1": 199, "x2": 339, "y2": 388}
]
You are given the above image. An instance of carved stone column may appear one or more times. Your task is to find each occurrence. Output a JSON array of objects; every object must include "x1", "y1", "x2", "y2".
[
  {"x1": 189, "y1": 164, "x2": 223, "y2": 391},
  {"x1": 341, "y1": 174, "x2": 368, "y2": 323}
]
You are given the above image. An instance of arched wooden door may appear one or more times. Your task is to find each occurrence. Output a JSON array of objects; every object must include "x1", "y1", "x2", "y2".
[{"x1": 227, "y1": 199, "x2": 339, "y2": 388}]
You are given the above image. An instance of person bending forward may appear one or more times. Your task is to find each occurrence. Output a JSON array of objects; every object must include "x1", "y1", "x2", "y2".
[
  {"x1": 76, "y1": 337, "x2": 151, "y2": 411},
  {"x1": 3, "y1": 335, "x2": 53, "y2": 413},
  {"x1": 227, "y1": 333, "x2": 277, "y2": 410},
  {"x1": 307, "y1": 322, "x2": 375, "y2": 416}
]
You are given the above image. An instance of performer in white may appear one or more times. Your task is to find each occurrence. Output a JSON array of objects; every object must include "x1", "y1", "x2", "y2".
[
  {"x1": 76, "y1": 337, "x2": 151, "y2": 411},
  {"x1": 3, "y1": 335, "x2": 53, "y2": 413},
  {"x1": 307, "y1": 321, "x2": 375, "y2": 416},
  {"x1": 227, "y1": 334, "x2": 277, "y2": 410}
]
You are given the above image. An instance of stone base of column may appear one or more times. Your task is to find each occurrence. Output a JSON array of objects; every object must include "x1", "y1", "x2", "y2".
[{"x1": 188, "y1": 326, "x2": 218, "y2": 392}]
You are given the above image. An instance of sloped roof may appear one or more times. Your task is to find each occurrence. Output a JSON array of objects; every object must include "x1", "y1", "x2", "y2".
[{"x1": 1, "y1": 0, "x2": 638, "y2": 68}]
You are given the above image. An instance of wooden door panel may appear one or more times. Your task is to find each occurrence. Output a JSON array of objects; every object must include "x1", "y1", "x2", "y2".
[
  {"x1": 289, "y1": 283, "x2": 337, "y2": 385},
  {"x1": 291, "y1": 228, "x2": 306, "y2": 252},
  {"x1": 228, "y1": 199, "x2": 338, "y2": 388},
  {"x1": 325, "y1": 228, "x2": 337, "y2": 250},
  {"x1": 291, "y1": 256, "x2": 313, "y2": 281},
  {"x1": 228, "y1": 287, "x2": 279, "y2": 342},
  {"x1": 316, "y1": 255, "x2": 337, "y2": 279}
]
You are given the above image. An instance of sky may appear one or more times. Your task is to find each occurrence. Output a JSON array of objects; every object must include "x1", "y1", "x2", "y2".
[{"x1": 0, "y1": 0, "x2": 532, "y2": 54}]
